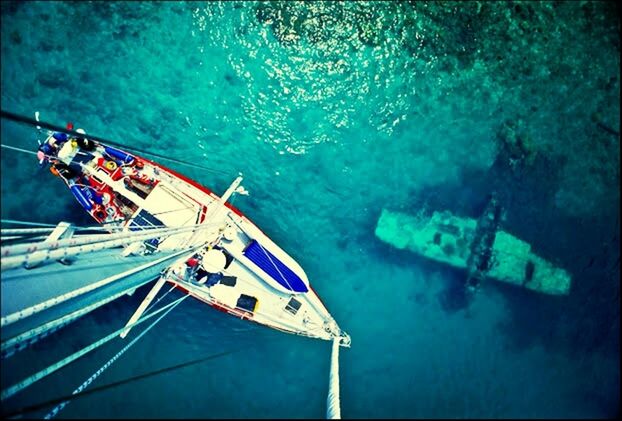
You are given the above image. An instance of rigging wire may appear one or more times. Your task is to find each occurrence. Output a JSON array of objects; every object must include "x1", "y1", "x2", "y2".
[
  {"x1": 3, "y1": 348, "x2": 241, "y2": 419},
  {"x1": 6, "y1": 270, "x2": 256, "y2": 416},
  {"x1": 0, "y1": 219, "x2": 59, "y2": 228},
  {"x1": 0, "y1": 109, "x2": 230, "y2": 175},
  {"x1": 43, "y1": 275, "x2": 192, "y2": 418},
  {"x1": 1, "y1": 292, "x2": 191, "y2": 401},
  {"x1": 0, "y1": 143, "x2": 38, "y2": 156},
  {"x1": 42, "y1": 287, "x2": 187, "y2": 419},
  {"x1": 4, "y1": 278, "x2": 244, "y2": 418}
]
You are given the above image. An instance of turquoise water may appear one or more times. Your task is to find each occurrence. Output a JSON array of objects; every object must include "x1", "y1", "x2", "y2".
[{"x1": 1, "y1": 1, "x2": 620, "y2": 418}]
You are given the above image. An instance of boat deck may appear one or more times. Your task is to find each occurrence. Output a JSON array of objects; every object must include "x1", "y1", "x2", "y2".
[{"x1": 165, "y1": 235, "x2": 336, "y2": 342}]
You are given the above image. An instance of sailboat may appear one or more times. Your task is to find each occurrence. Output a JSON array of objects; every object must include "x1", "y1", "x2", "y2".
[
  {"x1": 34, "y1": 125, "x2": 351, "y2": 345},
  {"x1": 0, "y1": 111, "x2": 349, "y2": 419}
]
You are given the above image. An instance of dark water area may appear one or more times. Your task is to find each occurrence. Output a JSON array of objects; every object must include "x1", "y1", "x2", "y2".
[{"x1": 1, "y1": 1, "x2": 620, "y2": 418}]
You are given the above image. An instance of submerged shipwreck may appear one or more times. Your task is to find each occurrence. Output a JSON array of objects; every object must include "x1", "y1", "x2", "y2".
[{"x1": 375, "y1": 196, "x2": 572, "y2": 296}]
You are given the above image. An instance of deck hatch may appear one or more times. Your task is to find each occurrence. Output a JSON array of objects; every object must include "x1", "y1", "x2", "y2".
[
  {"x1": 285, "y1": 297, "x2": 302, "y2": 315},
  {"x1": 236, "y1": 294, "x2": 258, "y2": 312}
]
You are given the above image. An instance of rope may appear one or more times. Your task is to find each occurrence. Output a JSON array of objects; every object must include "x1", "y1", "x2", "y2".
[
  {"x1": 0, "y1": 109, "x2": 230, "y2": 175},
  {"x1": 42, "y1": 290, "x2": 187, "y2": 419},
  {"x1": 326, "y1": 337, "x2": 342, "y2": 419},
  {"x1": 0, "y1": 219, "x2": 59, "y2": 228},
  {"x1": 1, "y1": 293, "x2": 189, "y2": 401},
  {"x1": 144, "y1": 284, "x2": 177, "y2": 314},
  {"x1": 2, "y1": 287, "x2": 137, "y2": 357},
  {"x1": 0, "y1": 143, "x2": 38, "y2": 156},
  {"x1": 3, "y1": 348, "x2": 240, "y2": 419}
]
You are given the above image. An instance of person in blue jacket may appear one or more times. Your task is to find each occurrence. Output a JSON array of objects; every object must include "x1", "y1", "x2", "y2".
[{"x1": 37, "y1": 123, "x2": 73, "y2": 164}]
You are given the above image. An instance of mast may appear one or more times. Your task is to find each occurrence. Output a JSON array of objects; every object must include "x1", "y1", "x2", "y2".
[
  {"x1": 1, "y1": 110, "x2": 352, "y2": 418},
  {"x1": 326, "y1": 337, "x2": 343, "y2": 419}
]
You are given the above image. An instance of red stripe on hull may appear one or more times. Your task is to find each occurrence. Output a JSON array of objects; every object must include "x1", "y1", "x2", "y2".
[
  {"x1": 135, "y1": 152, "x2": 279, "y2": 240},
  {"x1": 199, "y1": 206, "x2": 208, "y2": 224},
  {"x1": 171, "y1": 283, "x2": 307, "y2": 335}
]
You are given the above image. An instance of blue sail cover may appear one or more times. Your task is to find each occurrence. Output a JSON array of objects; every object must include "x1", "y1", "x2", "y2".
[{"x1": 243, "y1": 239, "x2": 308, "y2": 293}]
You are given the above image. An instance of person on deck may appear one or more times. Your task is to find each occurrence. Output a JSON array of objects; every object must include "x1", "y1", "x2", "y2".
[{"x1": 36, "y1": 122, "x2": 74, "y2": 163}]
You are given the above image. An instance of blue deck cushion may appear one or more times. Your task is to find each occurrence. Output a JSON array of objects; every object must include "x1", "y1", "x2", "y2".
[{"x1": 243, "y1": 239, "x2": 308, "y2": 293}]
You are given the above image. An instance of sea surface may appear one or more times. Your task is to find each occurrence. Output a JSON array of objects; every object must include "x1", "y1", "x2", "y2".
[{"x1": 1, "y1": 1, "x2": 620, "y2": 418}]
